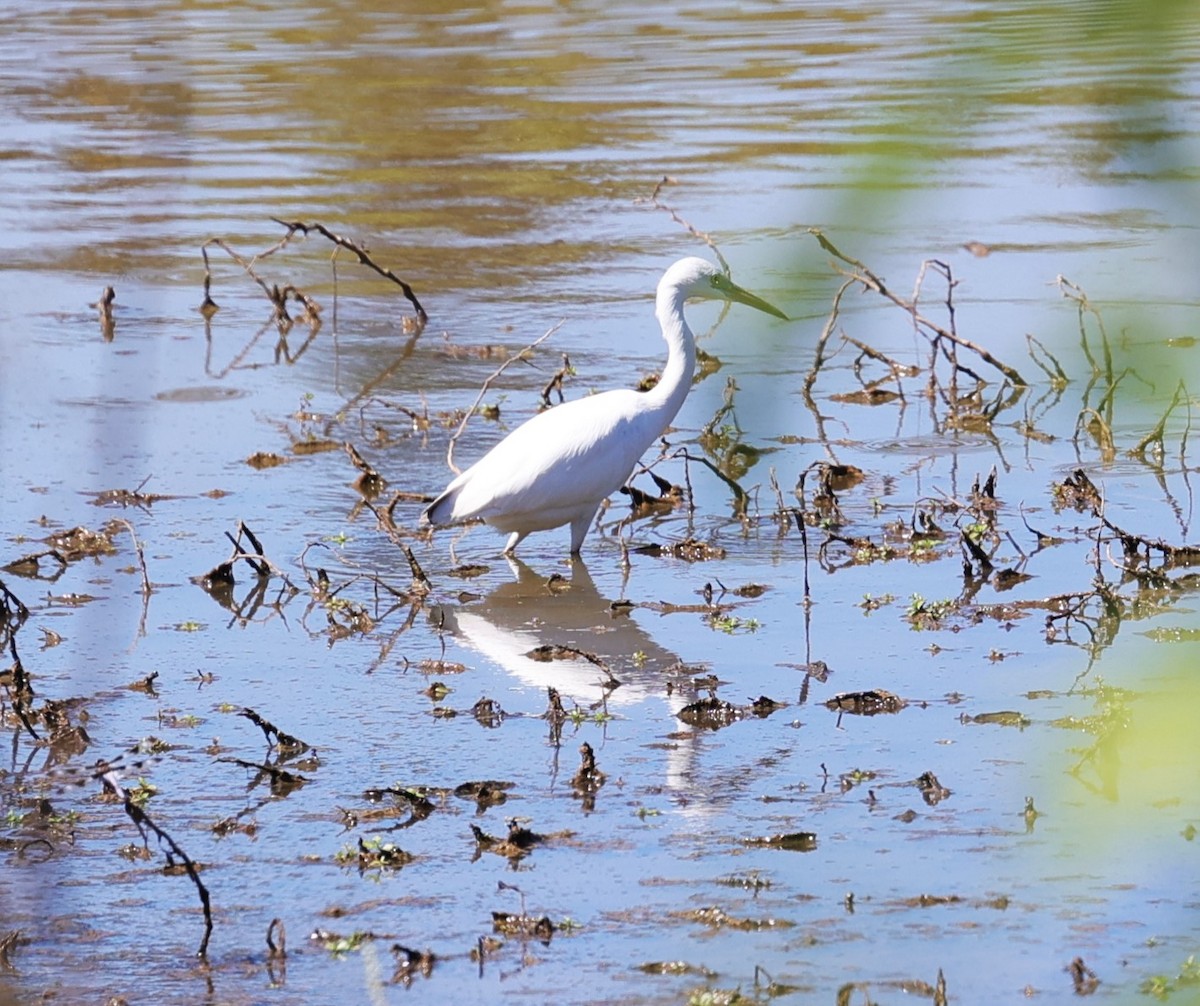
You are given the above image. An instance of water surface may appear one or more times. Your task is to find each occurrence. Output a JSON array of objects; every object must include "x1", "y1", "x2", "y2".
[{"x1": 1, "y1": 1, "x2": 1199, "y2": 1003}]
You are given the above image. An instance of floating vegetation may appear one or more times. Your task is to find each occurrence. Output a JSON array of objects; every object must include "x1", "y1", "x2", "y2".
[
  {"x1": 715, "y1": 871, "x2": 773, "y2": 890},
  {"x1": 470, "y1": 819, "x2": 557, "y2": 862},
  {"x1": 634, "y1": 538, "x2": 728, "y2": 562},
  {"x1": 636, "y1": 959, "x2": 717, "y2": 977},
  {"x1": 742, "y1": 832, "x2": 818, "y2": 853},
  {"x1": 824, "y1": 690, "x2": 907, "y2": 717},
  {"x1": 491, "y1": 911, "x2": 555, "y2": 941},
  {"x1": 678, "y1": 694, "x2": 785, "y2": 730},
  {"x1": 391, "y1": 943, "x2": 437, "y2": 983},
  {"x1": 675, "y1": 906, "x2": 795, "y2": 931},
  {"x1": 962, "y1": 710, "x2": 1032, "y2": 728},
  {"x1": 335, "y1": 836, "x2": 413, "y2": 873},
  {"x1": 915, "y1": 772, "x2": 952, "y2": 806}
]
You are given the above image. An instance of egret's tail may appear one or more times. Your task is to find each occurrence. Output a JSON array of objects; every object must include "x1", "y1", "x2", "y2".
[{"x1": 422, "y1": 488, "x2": 456, "y2": 527}]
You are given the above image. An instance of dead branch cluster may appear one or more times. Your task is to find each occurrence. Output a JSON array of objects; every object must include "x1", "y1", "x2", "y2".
[
  {"x1": 804, "y1": 229, "x2": 1028, "y2": 439},
  {"x1": 1, "y1": 577, "x2": 214, "y2": 955},
  {"x1": 200, "y1": 218, "x2": 426, "y2": 335}
]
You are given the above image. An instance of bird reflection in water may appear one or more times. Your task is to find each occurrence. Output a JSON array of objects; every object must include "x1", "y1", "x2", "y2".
[{"x1": 430, "y1": 560, "x2": 728, "y2": 814}]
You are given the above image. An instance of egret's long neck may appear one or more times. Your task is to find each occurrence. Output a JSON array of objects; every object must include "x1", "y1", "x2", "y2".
[{"x1": 650, "y1": 285, "x2": 696, "y2": 418}]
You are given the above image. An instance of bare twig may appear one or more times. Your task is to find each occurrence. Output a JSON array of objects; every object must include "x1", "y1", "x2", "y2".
[
  {"x1": 539, "y1": 354, "x2": 573, "y2": 409},
  {"x1": 363, "y1": 499, "x2": 433, "y2": 595},
  {"x1": 673, "y1": 447, "x2": 749, "y2": 517},
  {"x1": 114, "y1": 519, "x2": 152, "y2": 597},
  {"x1": 1058, "y1": 276, "x2": 1112, "y2": 382},
  {"x1": 93, "y1": 286, "x2": 116, "y2": 341},
  {"x1": 200, "y1": 235, "x2": 319, "y2": 327},
  {"x1": 271, "y1": 218, "x2": 427, "y2": 323},
  {"x1": 809, "y1": 229, "x2": 1027, "y2": 387},
  {"x1": 1132, "y1": 380, "x2": 1188, "y2": 464},
  {"x1": 1075, "y1": 407, "x2": 1116, "y2": 462},
  {"x1": 1025, "y1": 333, "x2": 1069, "y2": 387},
  {"x1": 97, "y1": 769, "x2": 213, "y2": 958},
  {"x1": 640, "y1": 176, "x2": 729, "y2": 273},
  {"x1": 446, "y1": 321, "x2": 564, "y2": 475}
]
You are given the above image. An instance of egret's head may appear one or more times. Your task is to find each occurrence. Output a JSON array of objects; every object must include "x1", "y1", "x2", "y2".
[{"x1": 662, "y1": 257, "x2": 789, "y2": 320}]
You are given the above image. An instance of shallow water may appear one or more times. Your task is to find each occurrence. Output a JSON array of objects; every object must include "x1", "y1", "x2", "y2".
[{"x1": 2, "y1": 1, "x2": 1200, "y2": 1003}]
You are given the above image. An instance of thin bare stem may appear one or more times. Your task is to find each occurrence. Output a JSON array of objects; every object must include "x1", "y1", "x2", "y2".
[
  {"x1": 446, "y1": 321, "x2": 565, "y2": 475},
  {"x1": 640, "y1": 177, "x2": 730, "y2": 274},
  {"x1": 271, "y1": 218, "x2": 427, "y2": 323},
  {"x1": 809, "y1": 229, "x2": 1027, "y2": 387},
  {"x1": 672, "y1": 447, "x2": 749, "y2": 517}
]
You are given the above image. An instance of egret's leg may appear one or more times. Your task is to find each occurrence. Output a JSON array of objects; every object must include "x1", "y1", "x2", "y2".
[
  {"x1": 503, "y1": 530, "x2": 526, "y2": 555},
  {"x1": 568, "y1": 506, "x2": 601, "y2": 555}
]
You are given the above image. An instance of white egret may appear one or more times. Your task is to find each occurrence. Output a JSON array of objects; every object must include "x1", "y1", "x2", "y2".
[{"x1": 422, "y1": 257, "x2": 787, "y2": 555}]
